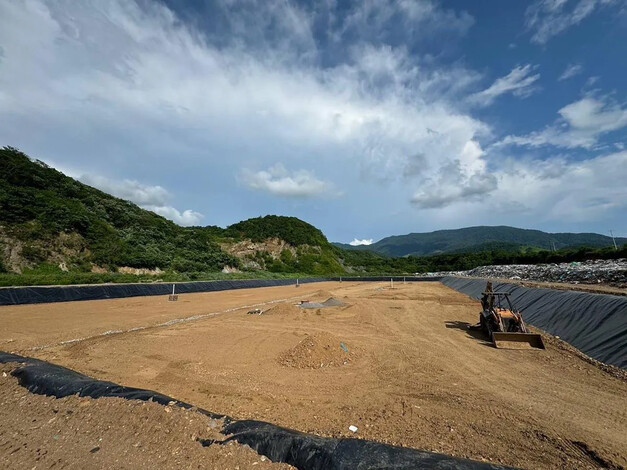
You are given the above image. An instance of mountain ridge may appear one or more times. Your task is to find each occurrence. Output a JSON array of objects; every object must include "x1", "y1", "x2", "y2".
[{"x1": 334, "y1": 225, "x2": 626, "y2": 257}]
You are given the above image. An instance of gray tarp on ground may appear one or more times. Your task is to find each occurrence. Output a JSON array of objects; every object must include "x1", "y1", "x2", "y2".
[{"x1": 440, "y1": 276, "x2": 627, "y2": 369}]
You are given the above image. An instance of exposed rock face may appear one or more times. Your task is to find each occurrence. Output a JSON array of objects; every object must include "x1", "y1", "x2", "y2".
[
  {"x1": 0, "y1": 227, "x2": 87, "y2": 273},
  {"x1": 221, "y1": 265, "x2": 241, "y2": 273},
  {"x1": 220, "y1": 237, "x2": 299, "y2": 270},
  {"x1": 221, "y1": 237, "x2": 296, "y2": 259},
  {"x1": 117, "y1": 267, "x2": 164, "y2": 276}
]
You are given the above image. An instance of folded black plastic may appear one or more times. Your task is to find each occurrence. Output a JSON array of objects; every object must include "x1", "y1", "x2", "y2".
[
  {"x1": 0, "y1": 351, "x2": 224, "y2": 419},
  {"x1": 0, "y1": 351, "x2": 513, "y2": 470},
  {"x1": 221, "y1": 420, "x2": 510, "y2": 470},
  {"x1": 441, "y1": 277, "x2": 627, "y2": 369}
]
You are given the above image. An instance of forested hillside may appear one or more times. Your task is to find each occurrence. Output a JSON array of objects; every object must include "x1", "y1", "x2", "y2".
[
  {"x1": 0, "y1": 147, "x2": 341, "y2": 278},
  {"x1": 336, "y1": 226, "x2": 625, "y2": 257}
]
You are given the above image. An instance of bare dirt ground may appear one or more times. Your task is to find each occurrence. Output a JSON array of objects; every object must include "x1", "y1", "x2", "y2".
[
  {"x1": 1, "y1": 281, "x2": 626, "y2": 469},
  {"x1": 0, "y1": 363, "x2": 293, "y2": 469}
]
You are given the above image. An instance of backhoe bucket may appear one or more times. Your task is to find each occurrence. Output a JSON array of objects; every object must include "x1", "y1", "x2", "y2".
[{"x1": 492, "y1": 332, "x2": 545, "y2": 350}]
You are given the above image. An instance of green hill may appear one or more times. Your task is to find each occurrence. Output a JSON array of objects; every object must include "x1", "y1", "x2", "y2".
[
  {"x1": 0, "y1": 147, "x2": 341, "y2": 278},
  {"x1": 335, "y1": 226, "x2": 625, "y2": 257}
]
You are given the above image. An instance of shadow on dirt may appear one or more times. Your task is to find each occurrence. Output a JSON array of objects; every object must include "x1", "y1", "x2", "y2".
[{"x1": 445, "y1": 321, "x2": 493, "y2": 347}]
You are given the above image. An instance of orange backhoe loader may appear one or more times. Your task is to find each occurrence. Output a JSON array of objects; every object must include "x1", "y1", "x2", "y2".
[{"x1": 469, "y1": 281, "x2": 545, "y2": 350}]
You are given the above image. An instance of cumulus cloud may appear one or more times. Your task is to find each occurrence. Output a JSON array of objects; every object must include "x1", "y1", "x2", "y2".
[
  {"x1": 468, "y1": 65, "x2": 540, "y2": 107},
  {"x1": 526, "y1": 0, "x2": 617, "y2": 44},
  {"x1": 349, "y1": 238, "x2": 374, "y2": 246},
  {"x1": 498, "y1": 96, "x2": 627, "y2": 149},
  {"x1": 146, "y1": 206, "x2": 204, "y2": 226},
  {"x1": 79, "y1": 174, "x2": 203, "y2": 226},
  {"x1": 239, "y1": 164, "x2": 336, "y2": 198},
  {"x1": 408, "y1": 149, "x2": 627, "y2": 230},
  {"x1": 558, "y1": 63, "x2": 583, "y2": 80},
  {"x1": 410, "y1": 159, "x2": 497, "y2": 209},
  {"x1": 0, "y1": 0, "x2": 622, "y2": 234},
  {"x1": 0, "y1": 0, "x2": 493, "y2": 213},
  {"x1": 79, "y1": 175, "x2": 170, "y2": 206},
  {"x1": 494, "y1": 150, "x2": 627, "y2": 221}
]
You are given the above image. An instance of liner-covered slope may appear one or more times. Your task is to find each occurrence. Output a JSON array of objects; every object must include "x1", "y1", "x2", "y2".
[{"x1": 440, "y1": 277, "x2": 627, "y2": 369}]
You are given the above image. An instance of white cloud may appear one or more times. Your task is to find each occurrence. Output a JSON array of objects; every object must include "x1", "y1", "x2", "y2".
[
  {"x1": 240, "y1": 164, "x2": 336, "y2": 198},
  {"x1": 349, "y1": 238, "x2": 373, "y2": 246},
  {"x1": 498, "y1": 96, "x2": 627, "y2": 149},
  {"x1": 406, "y1": 150, "x2": 627, "y2": 228},
  {"x1": 145, "y1": 206, "x2": 204, "y2": 226},
  {"x1": 79, "y1": 174, "x2": 203, "y2": 226},
  {"x1": 79, "y1": 175, "x2": 170, "y2": 206},
  {"x1": 0, "y1": 0, "x2": 491, "y2": 214},
  {"x1": 1, "y1": 0, "x2": 622, "y2": 235},
  {"x1": 337, "y1": 0, "x2": 474, "y2": 45},
  {"x1": 411, "y1": 159, "x2": 497, "y2": 209},
  {"x1": 494, "y1": 150, "x2": 627, "y2": 221},
  {"x1": 468, "y1": 65, "x2": 540, "y2": 107},
  {"x1": 526, "y1": 0, "x2": 617, "y2": 44},
  {"x1": 558, "y1": 63, "x2": 583, "y2": 80}
]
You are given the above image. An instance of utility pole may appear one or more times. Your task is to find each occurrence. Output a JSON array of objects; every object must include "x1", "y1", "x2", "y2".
[{"x1": 610, "y1": 230, "x2": 618, "y2": 251}]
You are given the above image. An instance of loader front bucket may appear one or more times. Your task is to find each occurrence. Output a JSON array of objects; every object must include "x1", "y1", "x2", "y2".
[{"x1": 492, "y1": 332, "x2": 545, "y2": 350}]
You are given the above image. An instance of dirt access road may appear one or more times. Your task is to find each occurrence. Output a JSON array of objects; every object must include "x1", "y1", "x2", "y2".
[{"x1": 1, "y1": 281, "x2": 626, "y2": 469}]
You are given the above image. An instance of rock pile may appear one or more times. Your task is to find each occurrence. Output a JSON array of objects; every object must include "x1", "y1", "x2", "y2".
[
  {"x1": 427, "y1": 258, "x2": 627, "y2": 288},
  {"x1": 277, "y1": 332, "x2": 355, "y2": 368}
]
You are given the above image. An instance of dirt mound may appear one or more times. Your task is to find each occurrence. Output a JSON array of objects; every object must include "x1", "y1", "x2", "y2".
[
  {"x1": 278, "y1": 332, "x2": 355, "y2": 368},
  {"x1": 262, "y1": 302, "x2": 301, "y2": 315},
  {"x1": 313, "y1": 289, "x2": 335, "y2": 299}
]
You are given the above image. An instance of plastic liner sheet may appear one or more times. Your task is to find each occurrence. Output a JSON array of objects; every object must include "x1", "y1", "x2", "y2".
[
  {"x1": 0, "y1": 351, "x2": 224, "y2": 419},
  {"x1": 220, "y1": 420, "x2": 511, "y2": 470},
  {"x1": 0, "y1": 277, "x2": 441, "y2": 306},
  {"x1": 336, "y1": 276, "x2": 442, "y2": 283},
  {"x1": 440, "y1": 277, "x2": 627, "y2": 369},
  {"x1": 0, "y1": 351, "x2": 514, "y2": 470},
  {"x1": 0, "y1": 278, "x2": 331, "y2": 306}
]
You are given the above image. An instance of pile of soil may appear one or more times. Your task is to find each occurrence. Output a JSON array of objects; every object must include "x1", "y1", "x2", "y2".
[
  {"x1": 313, "y1": 289, "x2": 334, "y2": 299},
  {"x1": 278, "y1": 332, "x2": 355, "y2": 368},
  {"x1": 261, "y1": 303, "x2": 301, "y2": 315},
  {"x1": 0, "y1": 363, "x2": 293, "y2": 469}
]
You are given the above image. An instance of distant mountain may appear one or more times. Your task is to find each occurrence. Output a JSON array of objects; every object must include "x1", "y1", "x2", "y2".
[{"x1": 334, "y1": 226, "x2": 626, "y2": 257}]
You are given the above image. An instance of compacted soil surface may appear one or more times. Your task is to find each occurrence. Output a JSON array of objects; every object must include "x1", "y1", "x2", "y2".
[
  {"x1": 0, "y1": 362, "x2": 293, "y2": 469},
  {"x1": 1, "y1": 281, "x2": 626, "y2": 469}
]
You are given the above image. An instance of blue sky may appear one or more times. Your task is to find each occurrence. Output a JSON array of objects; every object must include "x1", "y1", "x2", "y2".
[{"x1": 1, "y1": 0, "x2": 626, "y2": 245}]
